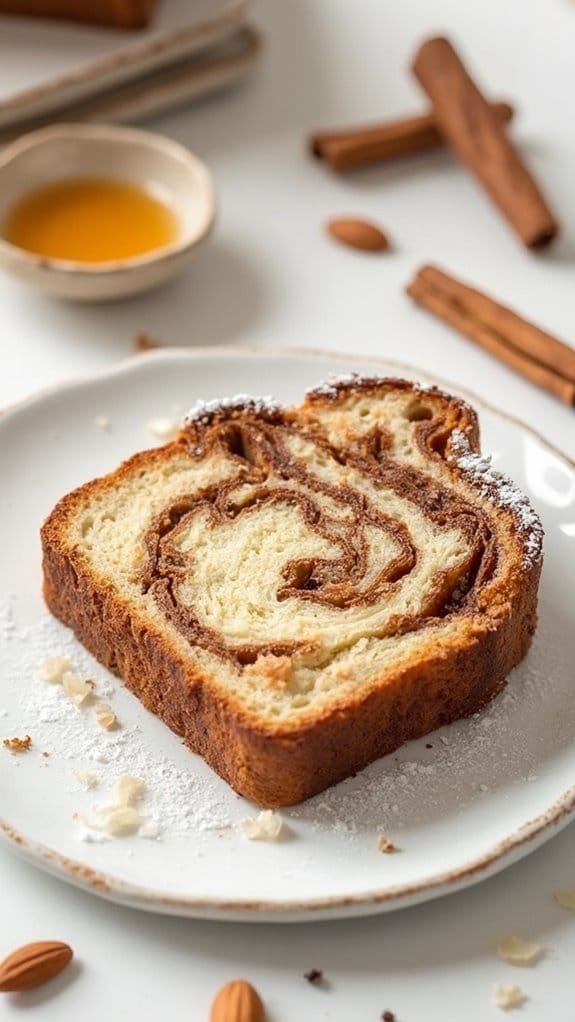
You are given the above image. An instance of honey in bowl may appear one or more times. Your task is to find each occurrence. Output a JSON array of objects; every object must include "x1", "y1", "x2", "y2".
[{"x1": 3, "y1": 177, "x2": 180, "y2": 264}]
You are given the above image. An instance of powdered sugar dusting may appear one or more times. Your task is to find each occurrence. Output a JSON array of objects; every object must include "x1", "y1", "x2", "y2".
[
  {"x1": 306, "y1": 373, "x2": 453, "y2": 403},
  {"x1": 2, "y1": 606, "x2": 235, "y2": 842},
  {"x1": 184, "y1": 394, "x2": 282, "y2": 425},
  {"x1": 0, "y1": 599, "x2": 16, "y2": 643},
  {"x1": 450, "y1": 430, "x2": 543, "y2": 567},
  {"x1": 306, "y1": 372, "x2": 360, "y2": 399},
  {"x1": 291, "y1": 604, "x2": 571, "y2": 836}
]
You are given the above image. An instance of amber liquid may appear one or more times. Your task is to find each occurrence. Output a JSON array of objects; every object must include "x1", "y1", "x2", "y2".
[{"x1": 3, "y1": 177, "x2": 180, "y2": 263}]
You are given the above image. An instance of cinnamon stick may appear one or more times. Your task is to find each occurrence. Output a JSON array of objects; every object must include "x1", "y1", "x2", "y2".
[
  {"x1": 310, "y1": 101, "x2": 514, "y2": 172},
  {"x1": 412, "y1": 37, "x2": 558, "y2": 249},
  {"x1": 406, "y1": 265, "x2": 575, "y2": 407}
]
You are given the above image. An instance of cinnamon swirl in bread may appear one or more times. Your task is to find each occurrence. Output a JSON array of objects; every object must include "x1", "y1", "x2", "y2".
[{"x1": 41, "y1": 377, "x2": 542, "y2": 806}]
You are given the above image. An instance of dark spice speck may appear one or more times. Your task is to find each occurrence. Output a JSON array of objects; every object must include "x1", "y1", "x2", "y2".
[{"x1": 304, "y1": 969, "x2": 324, "y2": 984}]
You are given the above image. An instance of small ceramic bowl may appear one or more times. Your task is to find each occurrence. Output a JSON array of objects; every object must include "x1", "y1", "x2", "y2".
[{"x1": 0, "y1": 123, "x2": 216, "y2": 301}]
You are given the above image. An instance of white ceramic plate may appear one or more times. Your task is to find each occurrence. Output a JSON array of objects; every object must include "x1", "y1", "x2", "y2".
[
  {"x1": 1, "y1": 348, "x2": 574, "y2": 923},
  {"x1": 0, "y1": 0, "x2": 251, "y2": 129}
]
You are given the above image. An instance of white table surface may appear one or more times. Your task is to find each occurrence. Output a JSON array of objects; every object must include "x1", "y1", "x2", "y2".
[{"x1": 1, "y1": 1, "x2": 574, "y2": 1019}]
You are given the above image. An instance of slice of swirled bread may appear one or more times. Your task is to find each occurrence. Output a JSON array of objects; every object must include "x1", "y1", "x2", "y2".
[{"x1": 41, "y1": 377, "x2": 543, "y2": 806}]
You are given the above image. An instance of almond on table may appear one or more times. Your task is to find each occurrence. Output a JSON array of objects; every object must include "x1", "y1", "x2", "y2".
[
  {"x1": 327, "y1": 216, "x2": 389, "y2": 252},
  {"x1": 210, "y1": 978, "x2": 265, "y2": 1022},
  {"x1": 0, "y1": 941, "x2": 73, "y2": 993}
]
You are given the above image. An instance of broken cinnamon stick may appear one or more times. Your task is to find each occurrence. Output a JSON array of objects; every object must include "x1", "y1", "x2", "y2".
[
  {"x1": 406, "y1": 265, "x2": 575, "y2": 406},
  {"x1": 310, "y1": 101, "x2": 514, "y2": 172},
  {"x1": 412, "y1": 37, "x2": 558, "y2": 249}
]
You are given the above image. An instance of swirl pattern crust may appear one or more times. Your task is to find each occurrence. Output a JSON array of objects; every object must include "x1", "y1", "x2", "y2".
[{"x1": 41, "y1": 377, "x2": 543, "y2": 806}]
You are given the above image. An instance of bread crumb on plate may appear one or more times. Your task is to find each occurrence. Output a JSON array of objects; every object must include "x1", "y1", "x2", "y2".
[
  {"x1": 377, "y1": 834, "x2": 398, "y2": 853},
  {"x1": 3, "y1": 735, "x2": 31, "y2": 753}
]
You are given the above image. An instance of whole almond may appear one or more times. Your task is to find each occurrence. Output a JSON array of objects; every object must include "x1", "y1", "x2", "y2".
[
  {"x1": 0, "y1": 941, "x2": 73, "y2": 992},
  {"x1": 327, "y1": 217, "x2": 389, "y2": 252},
  {"x1": 210, "y1": 978, "x2": 265, "y2": 1022}
]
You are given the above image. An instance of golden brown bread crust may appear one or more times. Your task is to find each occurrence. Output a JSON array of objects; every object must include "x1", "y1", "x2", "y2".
[
  {"x1": 41, "y1": 377, "x2": 542, "y2": 807},
  {"x1": 0, "y1": 0, "x2": 157, "y2": 29}
]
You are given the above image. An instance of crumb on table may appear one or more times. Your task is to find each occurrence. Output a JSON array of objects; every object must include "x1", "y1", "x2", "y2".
[
  {"x1": 135, "y1": 333, "x2": 160, "y2": 352},
  {"x1": 492, "y1": 983, "x2": 525, "y2": 1010},
  {"x1": 304, "y1": 968, "x2": 325, "y2": 985}
]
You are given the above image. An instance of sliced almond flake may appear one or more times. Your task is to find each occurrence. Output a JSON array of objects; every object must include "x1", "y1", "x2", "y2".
[
  {"x1": 497, "y1": 935, "x2": 542, "y2": 964},
  {"x1": 73, "y1": 769, "x2": 99, "y2": 789},
  {"x1": 38, "y1": 656, "x2": 72, "y2": 683},
  {"x1": 553, "y1": 888, "x2": 575, "y2": 911},
  {"x1": 377, "y1": 834, "x2": 398, "y2": 854},
  {"x1": 146, "y1": 417, "x2": 180, "y2": 442},
  {"x1": 95, "y1": 806, "x2": 141, "y2": 837},
  {"x1": 114, "y1": 774, "x2": 146, "y2": 806},
  {"x1": 241, "y1": 809, "x2": 283, "y2": 841},
  {"x1": 94, "y1": 703, "x2": 117, "y2": 730},
  {"x1": 492, "y1": 984, "x2": 525, "y2": 1010},
  {"x1": 62, "y1": 672, "x2": 94, "y2": 707}
]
